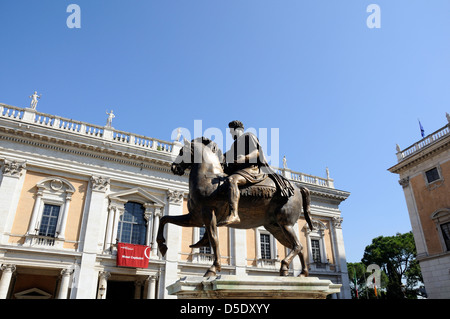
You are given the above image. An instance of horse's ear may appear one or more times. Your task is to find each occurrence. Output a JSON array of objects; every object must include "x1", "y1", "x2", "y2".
[
  {"x1": 183, "y1": 137, "x2": 191, "y2": 146},
  {"x1": 201, "y1": 137, "x2": 212, "y2": 145}
]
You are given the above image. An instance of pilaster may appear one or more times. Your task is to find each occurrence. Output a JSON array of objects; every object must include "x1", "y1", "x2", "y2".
[
  {"x1": 0, "y1": 159, "x2": 27, "y2": 244},
  {"x1": 160, "y1": 189, "x2": 184, "y2": 299},
  {"x1": 74, "y1": 176, "x2": 110, "y2": 299},
  {"x1": 231, "y1": 228, "x2": 247, "y2": 276},
  {"x1": 399, "y1": 175, "x2": 428, "y2": 258},
  {"x1": 331, "y1": 216, "x2": 351, "y2": 299},
  {"x1": 80, "y1": 176, "x2": 110, "y2": 253}
]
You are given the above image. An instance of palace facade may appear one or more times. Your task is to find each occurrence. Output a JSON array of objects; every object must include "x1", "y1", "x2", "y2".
[
  {"x1": 0, "y1": 102, "x2": 350, "y2": 299},
  {"x1": 389, "y1": 114, "x2": 450, "y2": 298}
]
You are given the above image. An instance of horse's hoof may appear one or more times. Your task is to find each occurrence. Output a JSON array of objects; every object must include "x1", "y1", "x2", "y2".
[
  {"x1": 298, "y1": 271, "x2": 309, "y2": 277},
  {"x1": 158, "y1": 244, "x2": 167, "y2": 257},
  {"x1": 280, "y1": 270, "x2": 289, "y2": 277}
]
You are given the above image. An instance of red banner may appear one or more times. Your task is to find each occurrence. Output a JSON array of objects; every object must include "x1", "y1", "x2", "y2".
[{"x1": 117, "y1": 243, "x2": 151, "y2": 268}]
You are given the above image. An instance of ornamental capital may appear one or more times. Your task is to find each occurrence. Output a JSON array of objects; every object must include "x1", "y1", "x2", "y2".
[
  {"x1": 98, "y1": 271, "x2": 111, "y2": 280},
  {"x1": 90, "y1": 176, "x2": 110, "y2": 192},
  {"x1": 166, "y1": 189, "x2": 184, "y2": 205},
  {"x1": 398, "y1": 176, "x2": 410, "y2": 188},
  {"x1": 60, "y1": 268, "x2": 74, "y2": 277},
  {"x1": 0, "y1": 264, "x2": 16, "y2": 273},
  {"x1": 1, "y1": 159, "x2": 26, "y2": 177},
  {"x1": 332, "y1": 217, "x2": 343, "y2": 229}
]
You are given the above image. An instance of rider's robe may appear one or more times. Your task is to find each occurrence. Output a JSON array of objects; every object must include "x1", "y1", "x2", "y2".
[{"x1": 224, "y1": 132, "x2": 295, "y2": 197}]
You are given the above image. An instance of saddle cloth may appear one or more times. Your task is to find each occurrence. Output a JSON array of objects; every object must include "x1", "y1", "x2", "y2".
[{"x1": 239, "y1": 176, "x2": 277, "y2": 198}]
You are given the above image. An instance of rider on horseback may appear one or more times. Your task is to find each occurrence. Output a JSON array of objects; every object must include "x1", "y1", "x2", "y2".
[{"x1": 221, "y1": 120, "x2": 295, "y2": 226}]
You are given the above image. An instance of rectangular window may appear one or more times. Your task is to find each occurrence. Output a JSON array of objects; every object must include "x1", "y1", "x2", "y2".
[
  {"x1": 441, "y1": 222, "x2": 450, "y2": 251},
  {"x1": 311, "y1": 239, "x2": 321, "y2": 263},
  {"x1": 117, "y1": 202, "x2": 146, "y2": 245},
  {"x1": 425, "y1": 167, "x2": 441, "y2": 184},
  {"x1": 199, "y1": 228, "x2": 211, "y2": 254},
  {"x1": 260, "y1": 234, "x2": 271, "y2": 259},
  {"x1": 39, "y1": 204, "x2": 60, "y2": 238}
]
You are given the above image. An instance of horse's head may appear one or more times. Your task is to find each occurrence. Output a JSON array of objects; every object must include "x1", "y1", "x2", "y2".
[{"x1": 171, "y1": 137, "x2": 223, "y2": 176}]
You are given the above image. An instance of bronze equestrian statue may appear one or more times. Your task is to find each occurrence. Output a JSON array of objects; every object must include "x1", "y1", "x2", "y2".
[{"x1": 157, "y1": 121, "x2": 314, "y2": 277}]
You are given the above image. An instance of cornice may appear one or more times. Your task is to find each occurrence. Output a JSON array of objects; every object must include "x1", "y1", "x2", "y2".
[
  {"x1": 388, "y1": 135, "x2": 450, "y2": 174},
  {"x1": 0, "y1": 127, "x2": 177, "y2": 175},
  {"x1": 294, "y1": 181, "x2": 350, "y2": 203}
]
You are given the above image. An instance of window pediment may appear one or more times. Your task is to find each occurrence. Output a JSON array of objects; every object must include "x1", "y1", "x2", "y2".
[
  {"x1": 431, "y1": 208, "x2": 450, "y2": 223},
  {"x1": 14, "y1": 288, "x2": 52, "y2": 299},
  {"x1": 36, "y1": 177, "x2": 75, "y2": 195},
  {"x1": 109, "y1": 187, "x2": 164, "y2": 206}
]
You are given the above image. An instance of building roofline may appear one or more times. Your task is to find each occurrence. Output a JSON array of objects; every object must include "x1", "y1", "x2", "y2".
[
  {"x1": 388, "y1": 120, "x2": 450, "y2": 174},
  {"x1": 1, "y1": 102, "x2": 349, "y2": 194}
]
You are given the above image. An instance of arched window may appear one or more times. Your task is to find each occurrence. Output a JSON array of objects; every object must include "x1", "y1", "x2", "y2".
[{"x1": 117, "y1": 202, "x2": 146, "y2": 245}]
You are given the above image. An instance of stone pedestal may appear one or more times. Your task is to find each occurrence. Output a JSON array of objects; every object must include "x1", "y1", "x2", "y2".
[{"x1": 167, "y1": 275, "x2": 341, "y2": 299}]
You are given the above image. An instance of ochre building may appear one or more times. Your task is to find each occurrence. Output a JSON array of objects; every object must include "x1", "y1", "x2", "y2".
[{"x1": 389, "y1": 113, "x2": 450, "y2": 298}]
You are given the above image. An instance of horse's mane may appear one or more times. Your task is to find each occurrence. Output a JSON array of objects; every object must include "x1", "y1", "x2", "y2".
[
  {"x1": 192, "y1": 136, "x2": 213, "y2": 145},
  {"x1": 191, "y1": 137, "x2": 223, "y2": 162}
]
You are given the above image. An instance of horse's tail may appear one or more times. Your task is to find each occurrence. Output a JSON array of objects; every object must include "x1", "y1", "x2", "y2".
[{"x1": 299, "y1": 186, "x2": 314, "y2": 231}]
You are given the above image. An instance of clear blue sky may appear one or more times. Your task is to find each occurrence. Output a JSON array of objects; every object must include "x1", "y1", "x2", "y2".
[{"x1": 1, "y1": 1, "x2": 449, "y2": 262}]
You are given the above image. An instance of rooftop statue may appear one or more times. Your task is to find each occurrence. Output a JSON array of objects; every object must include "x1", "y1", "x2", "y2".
[
  {"x1": 105, "y1": 110, "x2": 115, "y2": 128},
  {"x1": 29, "y1": 91, "x2": 41, "y2": 109}
]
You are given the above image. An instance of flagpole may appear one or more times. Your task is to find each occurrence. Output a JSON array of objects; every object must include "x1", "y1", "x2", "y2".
[{"x1": 418, "y1": 119, "x2": 425, "y2": 138}]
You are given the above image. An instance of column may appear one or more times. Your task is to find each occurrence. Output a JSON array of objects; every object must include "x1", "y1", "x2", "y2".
[
  {"x1": 0, "y1": 264, "x2": 16, "y2": 299},
  {"x1": 151, "y1": 206, "x2": 163, "y2": 258},
  {"x1": 111, "y1": 204, "x2": 125, "y2": 246},
  {"x1": 0, "y1": 160, "x2": 26, "y2": 244},
  {"x1": 27, "y1": 188, "x2": 44, "y2": 235},
  {"x1": 146, "y1": 275, "x2": 157, "y2": 299},
  {"x1": 103, "y1": 205, "x2": 116, "y2": 251},
  {"x1": 97, "y1": 271, "x2": 110, "y2": 299},
  {"x1": 161, "y1": 189, "x2": 184, "y2": 299},
  {"x1": 57, "y1": 192, "x2": 73, "y2": 239},
  {"x1": 57, "y1": 268, "x2": 74, "y2": 299},
  {"x1": 143, "y1": 204, "x2": 155, "y2": 247}
]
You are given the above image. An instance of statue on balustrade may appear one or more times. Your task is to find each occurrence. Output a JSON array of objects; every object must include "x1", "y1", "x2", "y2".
[
  {"x1": 157, "y1": 120, "x2": 314, "y2": 278},
  {"x1": 29, "y1": 91, "x2": 41, "y2": 109},
  {"x1": 105, "y1": 110, "x2": 115, "y2": 128}
]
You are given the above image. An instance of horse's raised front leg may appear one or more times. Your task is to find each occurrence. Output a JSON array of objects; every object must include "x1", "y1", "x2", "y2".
[
  {"x1": 156, "y1": 213, "x2": 198, "y2": 257},
  {"x1": 202, "y1": 208, "x2": 221, "y2": 277}
]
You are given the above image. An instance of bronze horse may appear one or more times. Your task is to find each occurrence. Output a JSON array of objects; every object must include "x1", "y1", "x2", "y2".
[{"x1": 157, "y1": 137, "x2": 314, "y2": 277}]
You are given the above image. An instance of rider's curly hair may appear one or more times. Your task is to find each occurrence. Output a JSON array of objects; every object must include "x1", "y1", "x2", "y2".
[{"x1": 228, "y1": 120, "x2": 244, "y2": 130}]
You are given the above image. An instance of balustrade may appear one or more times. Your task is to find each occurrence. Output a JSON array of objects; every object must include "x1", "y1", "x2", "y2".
[
  {"x1": 397, "y1": 124, "x2": 450, "y2": 162},
  {"x1": 0, "y1": 103, "x2": 174, "y2": 154}
]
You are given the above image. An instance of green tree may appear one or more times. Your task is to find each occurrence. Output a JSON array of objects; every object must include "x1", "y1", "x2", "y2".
[{"x1": 361, "y1": 232, "x2": 424, "y2": 299}]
